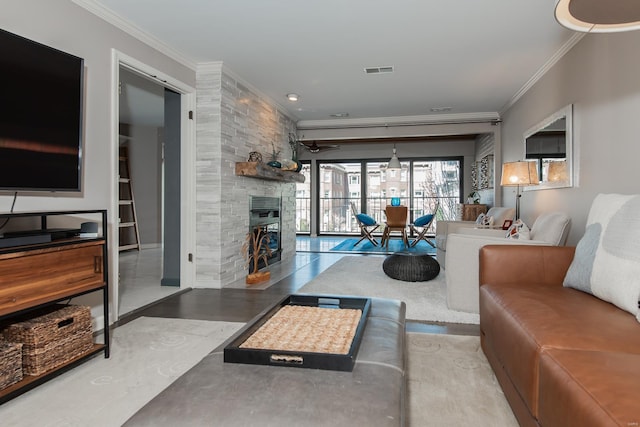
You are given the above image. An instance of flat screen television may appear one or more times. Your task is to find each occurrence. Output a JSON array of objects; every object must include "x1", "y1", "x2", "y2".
[{"x1": 0, "y1": 28, "x2": 84, "y2": 192}]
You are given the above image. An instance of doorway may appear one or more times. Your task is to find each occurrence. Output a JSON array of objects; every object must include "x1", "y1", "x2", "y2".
[{"x1": 111, "y1": 52, "x2": 195, "y2": 319}]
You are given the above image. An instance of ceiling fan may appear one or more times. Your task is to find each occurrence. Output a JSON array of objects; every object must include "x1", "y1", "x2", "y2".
[{"x1": 299, "y1": 141, "x2": 340, "y2": 153}]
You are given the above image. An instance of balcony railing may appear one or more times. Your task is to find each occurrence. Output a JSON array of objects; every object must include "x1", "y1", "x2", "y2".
[{"x1": 296, "y1": 196, "x2": 460, "y2": 234}]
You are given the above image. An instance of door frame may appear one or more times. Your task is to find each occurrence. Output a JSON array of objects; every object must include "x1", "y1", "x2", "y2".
[{"x1": 110, "y1": 49, "x2": 196, "y2": 320}]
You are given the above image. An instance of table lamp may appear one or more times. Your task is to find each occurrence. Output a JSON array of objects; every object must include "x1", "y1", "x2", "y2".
[{"x1": 500, "y1": 161, "x2": 539, "y2": 219}]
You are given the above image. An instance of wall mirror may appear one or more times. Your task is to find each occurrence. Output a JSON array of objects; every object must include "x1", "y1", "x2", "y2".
[{"x1": 524, "y1": 104, "x2": 573, "y2": 190}]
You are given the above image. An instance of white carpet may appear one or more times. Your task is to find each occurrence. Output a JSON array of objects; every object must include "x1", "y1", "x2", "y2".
[
  {"x1": 298, "y1": 256, "x2": 480, "y2": 324},
  {"x1": 407, "y1": 333, "x2": 518, "y2": 426},
  {"x1": 0, "y1": 317, "x2": 244, "y2": 427},
  {"x1": 0, "y1": 317, "x2": 516, "y2": 426}
]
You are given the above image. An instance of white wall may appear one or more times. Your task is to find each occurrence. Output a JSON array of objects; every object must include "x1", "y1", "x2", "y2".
[
  {"x1": 501, "y1": 31, "x2": 640, "y2": 245},
  {"x1": 126, "y1": 124, "x2": 162, "y2": 246},
  {"x1": 0, "y1": 0, "x2": 195, "y2": 324}
]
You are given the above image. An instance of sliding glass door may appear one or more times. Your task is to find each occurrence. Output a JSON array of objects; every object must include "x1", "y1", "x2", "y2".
[{"x1": 300, "y1": 158, "x2": 462, "y2": 235}]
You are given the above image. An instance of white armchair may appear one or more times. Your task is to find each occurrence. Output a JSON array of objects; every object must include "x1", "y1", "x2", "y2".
[
  {"x1": 444, "y1": 212, "x2": 571, "y2": 314},
  {"x1": 435, "y1": 206, "x2": 515, "y2": 268}
]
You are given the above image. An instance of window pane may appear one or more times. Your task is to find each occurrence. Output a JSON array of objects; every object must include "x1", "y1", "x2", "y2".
[
  {"x1": 295, "y1": 163, "x2": 311, "y2": 233},
  {"x1": 318, "y1": 163, "x2": 360, "y2": 233},
  {"x1": 411, "y1": 160, "x2": 460, "y2": 223},
  {"x1": 306, "y1": 158, "x2": 463, "y2": 235}
]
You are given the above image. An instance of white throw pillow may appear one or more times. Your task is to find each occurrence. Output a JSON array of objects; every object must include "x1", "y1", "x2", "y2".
[
  {"x1": 505, "y1": 219, "x2": 530, "y2": 240},
  {"x1": 563, "y1": 194, "x2": 640, "y2": 322},
  {"x1": 475, "y1": 213, "x2": 494, "y2": 227}
]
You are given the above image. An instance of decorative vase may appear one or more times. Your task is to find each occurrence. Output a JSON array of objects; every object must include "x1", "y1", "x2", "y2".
[{"x1": 391, "y1": 197, "x2": 401, "y2": 206}]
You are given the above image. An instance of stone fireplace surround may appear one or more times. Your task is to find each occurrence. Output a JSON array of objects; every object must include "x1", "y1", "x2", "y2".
[{"x1": 195, "y1": 62, "x2": 297, "y2": 288}]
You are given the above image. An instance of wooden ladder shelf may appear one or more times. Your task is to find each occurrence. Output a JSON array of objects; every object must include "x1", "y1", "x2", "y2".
[{"x1": 118, "y1": 144, "x2": 141, "y2": 251}]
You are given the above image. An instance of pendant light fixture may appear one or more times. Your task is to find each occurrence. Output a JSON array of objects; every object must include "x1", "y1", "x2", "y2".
[{"x1": 387, "y1": 144, "x2": 401, "y2": 170}]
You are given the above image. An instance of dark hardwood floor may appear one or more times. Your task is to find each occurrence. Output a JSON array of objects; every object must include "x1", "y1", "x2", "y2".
[{"x1": 117, "y1": 250, "x2": 480, "y2": 337}]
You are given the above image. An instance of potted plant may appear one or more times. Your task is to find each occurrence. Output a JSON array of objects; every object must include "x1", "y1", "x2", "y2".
[
  {"x1": 467, "y1": 191, "x2": 480, "y2": 204},
  {"x1": 266, "y1": 143, "x2": 281, "y2": 168},
  {"x1": 242, "y1": 226, "x2": 273, "y2": 284}
]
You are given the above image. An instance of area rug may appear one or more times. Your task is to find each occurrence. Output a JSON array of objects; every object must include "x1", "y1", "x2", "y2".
[
  {"x1": 0, "y1": 317, "x2": 244, "y2": 427},
  {"x1": 0, "y1": 317, "x2": 513, "y2": 426},
  {"x1": 298, "y1": 255, "x2": 479, "y2": 324},
  {"x1": 330, "y1": 238, "x2": 436, "y2": 255},
  {"x1": 407, "y1": 333, "x2": 518, "y2": 426}
]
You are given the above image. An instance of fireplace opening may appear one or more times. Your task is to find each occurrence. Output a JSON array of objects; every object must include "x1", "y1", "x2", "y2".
[{"x1": 249, "y1": 196, "x2": 281, "y2": 273}]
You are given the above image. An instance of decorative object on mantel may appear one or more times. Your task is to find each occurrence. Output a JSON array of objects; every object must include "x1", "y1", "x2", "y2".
[
  {"x1": 288, "y1": 133, "x2": 303, "y2": 172},
  {"x1": 242, "y1": 226, "x2": 272, "y2": 284},
  {"x1": 235, "y1": 162, "x2": 305, "y2": 183},
  {"x1": 280, "y1": 159, "x2": 298, "y2": 171},
  {"x1": 267, "y1": 143, "x2": 281, "y2": 168},
  {"x1": 248, "y1": 151, "x2": 262, "y2": 163}
]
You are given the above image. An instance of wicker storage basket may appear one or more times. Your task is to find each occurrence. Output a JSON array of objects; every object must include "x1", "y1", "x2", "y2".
[
  {"x1": 2, "y1": 305, "x2": 93, "y2": 376},
  {"x1": 0, "y1": 338, "x2": 23, "y2": 390}
]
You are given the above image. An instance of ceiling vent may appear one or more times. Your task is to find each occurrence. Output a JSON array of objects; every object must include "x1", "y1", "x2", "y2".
[{"x1": 364, "y1": 66, "x2": 394, "y2": 74}]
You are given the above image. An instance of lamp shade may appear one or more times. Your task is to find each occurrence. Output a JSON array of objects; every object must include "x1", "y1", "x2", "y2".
[
  {"x1": 500, "y1": 161, "x2": 539, "y2": 186},
  {"x1": 387, "y1": 146, "x2": 401, "y2": 170},
  {"x1": 555, "y1": 0, "x2": 640, "y2": 33}
]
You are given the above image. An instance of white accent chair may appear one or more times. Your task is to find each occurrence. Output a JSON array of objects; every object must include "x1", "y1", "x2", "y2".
[
  {"x1": 444, "y1": 211, "x2": 571, "y2": 314},
  {"x1": 435, "y1": 206, "x2": 515, "y2": 269}
]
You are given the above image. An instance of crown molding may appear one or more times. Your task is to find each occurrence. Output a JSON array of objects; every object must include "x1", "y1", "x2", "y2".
[
  {"x1": 500, "y1": 32, "x2": 584, "y2": 114},
  {"x1": 71, "y1": 0, "x2": 197, "y2": 70},
  {"x1": 296, "y1": 112, "x2": 501, "y2": 130}
]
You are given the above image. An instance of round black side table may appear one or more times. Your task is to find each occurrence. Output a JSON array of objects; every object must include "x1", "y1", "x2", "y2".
[{"x1": 382, "y1": 252, "x2": 440, "y2": 282}]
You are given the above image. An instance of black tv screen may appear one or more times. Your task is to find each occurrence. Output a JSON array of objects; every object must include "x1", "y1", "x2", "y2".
[{"x1": 0, "y1": 28, "x2": 84, "y2": 192}]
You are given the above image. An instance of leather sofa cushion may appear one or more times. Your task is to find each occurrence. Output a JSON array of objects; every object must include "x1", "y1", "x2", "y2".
[
  {"x1": 480, "y1": 283, "x2": 640, "y2": 417},
  {"x1": 539, "y1": 349, "x2": 640, "y2": 427}
]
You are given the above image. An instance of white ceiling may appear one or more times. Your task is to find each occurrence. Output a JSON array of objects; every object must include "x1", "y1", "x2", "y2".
[{"x1": 87, "y1": 0, "x2": 578, "y2": 125}]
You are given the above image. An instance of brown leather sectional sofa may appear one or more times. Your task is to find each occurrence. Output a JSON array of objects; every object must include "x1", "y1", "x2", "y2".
[{"x1": 479, "y1": 245, "x2": 640, "y2": 427}]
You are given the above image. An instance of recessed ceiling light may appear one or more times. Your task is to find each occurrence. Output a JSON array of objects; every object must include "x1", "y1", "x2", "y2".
[
  {"x1": 330, "y1": 112, "x2": 349, "y2": 118},
  {"x1": 286, "y1": 93, "x2": 299, "y2": 101},
  {"x1": 430, "y1": 107, "x2": 452, "y2": 112}
]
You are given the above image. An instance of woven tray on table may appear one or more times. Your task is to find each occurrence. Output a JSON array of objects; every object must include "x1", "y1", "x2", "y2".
[
  {"x1": 2, "y1": 305, "x2": 94, "y2": 376},
  {"x1": 0, "y1": 339, "x2": 23, "y2": 390},
  {"x1": 240, "y1": 305, "x2": 362, "y2": 355}
]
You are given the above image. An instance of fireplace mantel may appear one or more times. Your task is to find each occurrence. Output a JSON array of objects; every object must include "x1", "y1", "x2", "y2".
[{"x1": 235, "y1": 162, "x2": 305, "y2": 183}]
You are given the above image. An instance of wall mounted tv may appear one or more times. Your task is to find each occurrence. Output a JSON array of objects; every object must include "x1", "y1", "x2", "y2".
[{"x1": 0, "y1": 28, "x2": 84, "y2": 192}]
